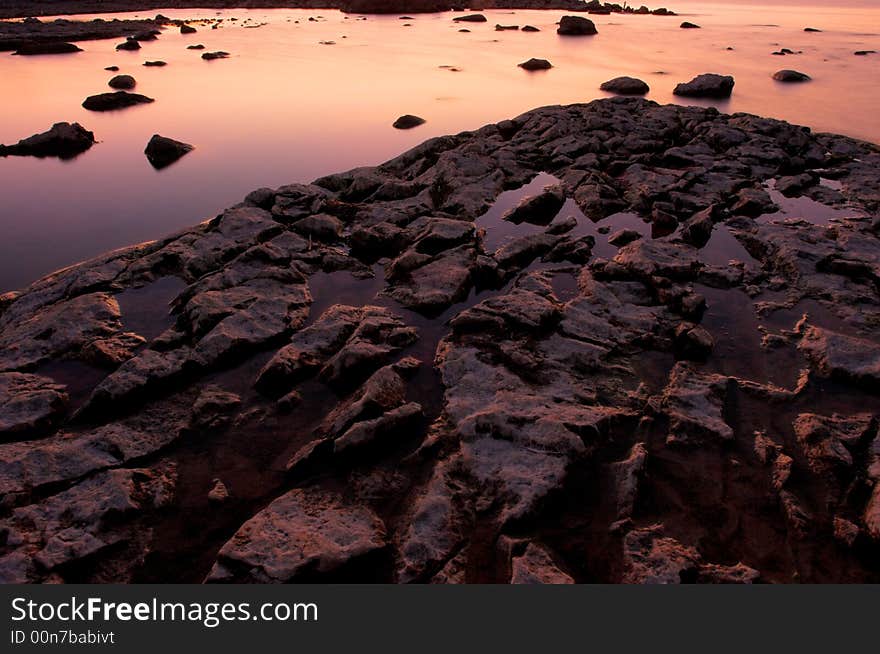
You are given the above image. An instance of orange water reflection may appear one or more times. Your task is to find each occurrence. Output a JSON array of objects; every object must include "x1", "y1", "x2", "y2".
[{"x1": 0, "y1": 2, "x2": 878, "y2": 290}]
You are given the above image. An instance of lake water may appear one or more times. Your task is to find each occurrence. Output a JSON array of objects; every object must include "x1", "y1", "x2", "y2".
[{"x1": 1, "y1": 1, "x2": 878, "y2": 291}]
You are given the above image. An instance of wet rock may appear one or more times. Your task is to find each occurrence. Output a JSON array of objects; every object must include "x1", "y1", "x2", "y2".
[
  {"x1": 673, "y1": 73, "x2": 735, "y2": 99},
  {"x1": 680, "y1": 21, "x2": 700, "y2": 29},
  {"x1": 82, "y1": 91, "x2": 154, "y2": 111},
  {"x1": 291, "y1": 213, "x2": 343, "y2": 241},
  {"x1": 144, "y1": 134, "x2": 194, "y2": 169},
  {"x1": 799, "y1": 326, "x2": 880, "y2": 386},
  {"x1": 608, "y1": 228, "x2": 642, "y2": 247},
  {"x1": 557, "y1": 16, "x2": 598, "y2": 36},
  {"x1": 545, "y1": 215, "x2": 578, "y2": 235},
  {"x1": 660, "y1": 363, "x2": 732, "y2": 445},
  {"x1": 108, "y1": 74, "x2": 136, "y2": 89},
  {"x1": 190, "y1": 387, "x2": 241, "y2": 430},
  {"x1": 673, "y1": 323, "x2": 714, "y2": 361},
  {"x1": 510, "y1": 543, "x2": 574, "y2": 584},
  {"x1": 518, "y1": 57, "x2": 552, "y2": 71},
  {"x1": 773, "y1": 69, "x2": 811, "y2": 83},
  {"x1": 13, "y1": 42, "x2": 82, "y2": 55},
  {"x1": 187, "y1": 44, "x2": 205, "y2": 49},
  {"x1": 0, "y1": 372, "x2": 68, "y2": 437},
  {"x1": 503, "y1": 185, "x2": 565, "y2": 225},
  {"x1": 393, "y1": 114, "x2": 426, "y2": 129},
  {"x1": 600, "y1": 76, "x2": 650, "y2": 95},
  {"x1": 207, "y1": 479, "x2": 229, "y2": 503},
  {"x1": 143, "y1": 60, "x2": 167, "y2": 67},
  {"x1": 207, "y1": 487, "x2": 386, "y2": 582},
  {"x1": 180, "y1": 24, "x2": 197, "y2": 34},
  {"x1": 452, "y1": 14, "x2": 487, "y2": 23},
  {"x1": 522, "y1": 25, "x2": 540, "y2": 32},
  {"x1": 202, "y1": 51, "x2": 230, "y2": 60},
  {"x1": 0, "y1": 122, "x2": 95, "y2": 159}
]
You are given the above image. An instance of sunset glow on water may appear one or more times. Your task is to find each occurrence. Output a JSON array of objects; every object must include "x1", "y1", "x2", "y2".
[{"x1": 1, "y1": 1, "x2": 878, "y2": 290}]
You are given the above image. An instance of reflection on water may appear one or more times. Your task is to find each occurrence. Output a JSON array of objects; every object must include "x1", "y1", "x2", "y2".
[{"x1": 1, "y1": 1, "x2": 878, "y2": 291}]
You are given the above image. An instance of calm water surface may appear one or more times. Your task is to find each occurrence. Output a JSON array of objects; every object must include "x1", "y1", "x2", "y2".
[{"x1": 1, "y1": 1, "x2": 878, "y2": 291}]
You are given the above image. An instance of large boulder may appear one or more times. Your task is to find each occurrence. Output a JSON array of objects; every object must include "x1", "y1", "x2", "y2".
[
  {"x1": 557, "y1": 16, "x2": 598, "y2": 36},
  {"x1": 0, "y1": 122, "x2": 95, "y2": 159}
]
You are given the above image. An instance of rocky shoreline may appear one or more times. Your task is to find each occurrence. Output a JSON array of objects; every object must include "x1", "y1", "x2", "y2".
[
  {"x1": 0, "y1": 0, "x2": 674, "y2": 20},
  {"x1": 1, "y1": 97, "x2": 879, "y2": 583}
]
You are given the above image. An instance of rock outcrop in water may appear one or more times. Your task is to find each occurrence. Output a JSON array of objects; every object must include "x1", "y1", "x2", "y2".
[
  {"x1": 0, "y1": 122, "x2": 95, "y2": 159},
  {"x1": 1, "y1": 97, "x2": 879, "y2": 584},
  {"x1": 144, "y1": 135, "x2": 194, "y2": 169},
  {"x1": 82, "y1": 91, "x2": 154, "y2": 111}
]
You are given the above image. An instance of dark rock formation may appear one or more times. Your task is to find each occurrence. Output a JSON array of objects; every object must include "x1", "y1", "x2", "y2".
[
  {"x1": 0, "y1": 122, "x2": 95, "y2": 159},
  {"x1": 600, "y1": 76, "x2": 650, "y2": 95},
  {"x1": 82, "y1": 91, "x2": 154, "y2": 111},
  {"x1": 773, "y1": 69, "x2": 811, "y2": 83},
  {"x1": 144, "y1": 134, "x2": 194, "y2": 169},
  {"x1": 201, "y1": 51, "x2": 230, "y2": 60},
  {"x1": 108, "y1": 74, "x2": 136, "y2": 89},
  {"x1": 680, "y1": 21, "x2": 700, "y2": 28},
  {"x1": 12, "y1": 41, "x2": 81, "y2": 55},
  {"x1": 557, "y1": 15, "x2": 597, "y2": 35},
  {"x1": 143, "y1": 60, "x2": 167, "y2": 67},
  {"x1": 3, "y1": 97, "x2": 880, "y2": 584},
  {"x1": 452, "y1": 14, "x2": 487, "y2": 23},
  {"x1": 673, "y1": 73, "x2": 735, "y2": 98},
  {"x1": 393, "y1": 114, "x2": 426, "y2": 129},
  {"x1": 115, "y1": 38, "x2": 140, "y2": 51},
  {"x1": 519, "y1": 57, "x2": 552, "y2": 70}
]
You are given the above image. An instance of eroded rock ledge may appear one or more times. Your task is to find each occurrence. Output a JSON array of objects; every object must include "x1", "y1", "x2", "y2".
[{"x1": 1, "y1": 97, "x2": 879, "y2": 584}]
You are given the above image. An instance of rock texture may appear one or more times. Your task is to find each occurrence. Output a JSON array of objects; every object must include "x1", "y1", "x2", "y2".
[
  {"x1": 2, "y1": 97, "x2": 880, "y2": 583},
  {"x1": 144, "y1": 134, "x2": 194, "y2": 169}
]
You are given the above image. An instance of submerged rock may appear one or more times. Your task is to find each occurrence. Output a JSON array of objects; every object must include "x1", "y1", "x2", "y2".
[
  {"x1": 201, "y1": 51, "x2": 230, "y2": 60},
  {"x1": 144, "y1": 134, "x2": 194, "y2": 169},
  {"x1": 0, "y1": 122, "x2": 95, "y2": 159}
]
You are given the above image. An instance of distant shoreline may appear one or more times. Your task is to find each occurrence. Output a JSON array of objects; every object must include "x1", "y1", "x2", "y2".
[{"x1": 0, "y1": 1, "x2": 676, "y2": 20}]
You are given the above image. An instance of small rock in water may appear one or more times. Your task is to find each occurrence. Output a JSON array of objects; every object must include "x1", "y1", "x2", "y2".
[
  {"x1": 187, "y1": 44, "x2": 205, "y2": 49},
  {"x1": 82, "y1": 91, "x2": 154, "y2": 111},
  {"x1": 519, "y1": 58, "x2": 552, "y2": 71},
  {"x1": 115, "y1": 38, "x2": 141, "y2": 51},
  {"x1": 108, "y1": 74, "x2": 136, "y2": 89},
  {"x1": 202, "y1": 51, "x2": 230, "y2": 60},
  {"x1": 522, "y1": 25, "x2": 540, "y2": 32},
  {"x1": 496, "y1": 24, "x2": 519, "y2": 31},
  {"x1": 854, "y1": 50, "x2": 876, "y2": 56},
  {"x1": 0, "y1": 122, "x2": 95, "y2": 159},
  {"x1": 104, "y1": 65, "x2": 119, "y2": 71},
  {"x1": 143, "y1": 60, "x2": 167, "y2": 67},
  {"x1": 680, "y1": 21, "x2": 701, "y2": 29},
  {"x1": 803, "y1": 27, "x2": 822, "y2": 32},
  {"x1": 144, "y1": 134, "x2": 194, "y2": 169},
  {"x1": 557, "y1": 16, "x2": 598, "y2": 36},
  {"x1": 207, "y1": 479, "x2": 229, "y2": 503},
  {"x1": 600, "y1": 76, "x2": 650, "y2": 95},
  {"x1": 773, "y1": 69, "x2": 811, "y2": 82},
  {"x1": 452, "y1": 14, "x2": 487, "y2": 23},
  {"x1": 673, "y1": 73, "x2": 735, "y2": 98},
  {"x1": 181, "y1": 24, "x2": 197, "y2": 34},
  {"x1": 393, "y1": 114, "x2": 426, "y2": 129},
  {"x1": 13, "y1": 42, "x2": 82, "y2": 55}
]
